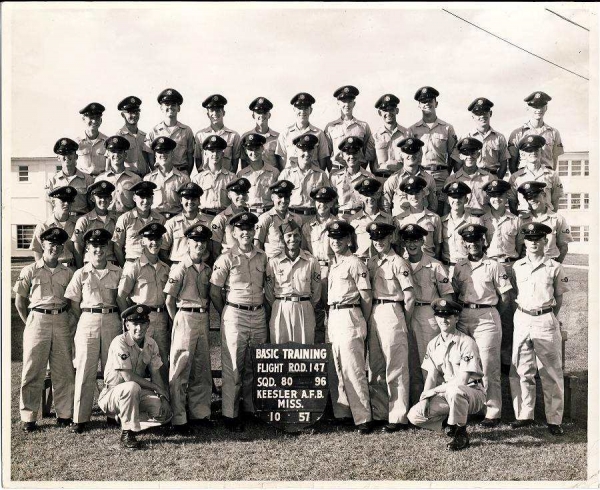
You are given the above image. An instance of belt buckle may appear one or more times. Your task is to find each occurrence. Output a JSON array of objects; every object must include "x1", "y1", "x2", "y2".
[
  {"x1": 290, "y1": 297, "x2": 300, "y2": 303},
  {"x1": 52, "y1": 309, "x2": 59, "y2": 315},
  {"x1": 469, "y1": 304, "x2": 477, "y2": 309},
  {"x1": 533, "y1": 308, "x2": 542, "y2": 316},
  {"x1": 101, "y1": 308, "x2": 110, "y2": 314}
]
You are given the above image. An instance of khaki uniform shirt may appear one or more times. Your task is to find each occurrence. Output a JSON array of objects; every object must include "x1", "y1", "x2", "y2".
[
  {"x1": 395, "y1": 209, "x2": 442, "y2": 258},
  {"x1": 45, "y1": 170, "x2": 94, "y2": 215},
  {"x1": 146, "y1": 121, "x2": 195, "y2": 171},
  {"x1": 95, "y1": 170, "x2": 141, "y2": 215},
  {"x1": 210, "y1": 246, "x2": 267, "y2": 305},
  {"x1": 330, "y1": 168, "x2": 373, "y2": 211},
  {"x1": 464, "y1": 127, "x2": 510, "y2": 173},
  {"x1": 144, "y1": 168, "x2": 190, "y2": 215},
  {"x1": 349, "y1": 210, "x2": 395, "y2": 259},
  {"x1": 76, "y1": 132, "x2": 109, "y2": 175},
  {"x1": 161, "y1": 212, "x2": 212, "y2": 262},
  {"x1": 30, "y1": 216, "x2": 77, "y2": 264},
  {"x1": 481, "y1": 211, "x2": 521, "y2": 259},
  {"x1": 240, "y1": 128, "x2": 280, "y2": 169},
  {"x1": 256, "y1": 209, "x2": 304, "y2": 258},
  {"x1": 73, "y1": 210, "x2": 118, "y2": 262},
  {"x1": 508, "y1": 165, "x2": 564, "y2": 213},
  {"x1": 302, "y1": 216, "x2": 336, "y2": 262},
  {"x1": 519, "y1": 211, "x2": 573, "y2": 259},
  {"x1": 118, "y1": 254, "x2": 170, "y2": 307},
  {"x1": 265, "y1": 250, "x2": 321, "y2": 305},
  {"x1": 409, "y1": 255, "x2": 454, "y2": 303},
  {"x1": 163, "y1": 256, "x2": 211, "y2": 308},
  {"x1": 116, "y1": 126, "x2": 151, "y2": 177},
  {"x1": 382, "y1": 168, "x2": 437, "y2": 216},
  {"x1": 441, "y1": 211, "x2": 484, "y2": 263},
  {"x1": 409, "y1": 119, "x2": 458, "y2": 168},
  {"x1": 13, "y1": 260, "x2": 73, "y2": 309},
  {"x1": 113, "y1": 209, "x2": 166, "y2": 260},
  {"x1": 372, "y1": 124, "x2": 412, "y2": 173},
  {"x1": 192, "y1": 168, "x2": 235, "y2": 210},
  {"x1": 211, "y1": 206, "x2": 246, "y2": 253},
  {"x1": 513, "y1": 256, "x2": 570, "y2": 310},
  {"x1": 368, "y1": 249, "x2": 413, "y2": 301},
  {"x1": 325, "y1": 117, "x2": 375, "y2": 168},
  {"x1": 279, "y1": 165, "x2": 330, "y2": 208},
  {"x1": 423, "y1": 331, "x2": 484, "y2": 383},
  {"x1": 237, "y1": 163, "x2": 280, "y2": 208},
  {"x1": 508, "y1": 122, "x2": 564, "y2": 170},
  {"x1": 275, "y1": 123, "x2": 330, "y2": 169},
  {"x1": 452, "y1": 256, "x2": 512, "y2": 305},
  {"x1": 64, "y1": 262, "x2": 122, "y2": 308},
  {"x1": 194, "y1": 126, "x2": 241, "y2": 173},
  {"x1": 327, "y1": 252, "x2": 371, "y2": 305},
  {"x1": 444, "y1": 169, "x2": 494, "y2": 214}
]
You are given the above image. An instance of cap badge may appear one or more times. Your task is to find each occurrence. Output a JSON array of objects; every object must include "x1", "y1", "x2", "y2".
[
  {"x1": 478, "y1": 99, "x2": 483, "y2": 105},
  {"x1": 422, "y1": 88, "x2": 427, "y2": 94},
  {"x1": 211, "y1": 136, "x2": 216, "y2": 142},
  {"x1": 468, "y1": 226, "x2": 474, "y2": 232},
  {"x1": 528, "y1": 224, "x2": 535, "y2": 230},
  {"x1": 343, "y1": 87, "x2": 349, "y2": 93},
  {"x1": 66, "y1": 188, "x2": 72, "y2": 193},
  {"x1": 112, "y1": 137, "x2": 118, "y2": 143},
  {"x1": 242, "y1": 214, "x2": 248, "y2": 221},
  {"x1": 385, "y1": 96, "x2": 390, "y2": 102},
  {"x1": 407, "y1": 139, "x2": 413, "y2": 145},
  {"x1": 159, "y1": 138, "x2": 164, "y2": 144},
  {"x1": 528, "y1": 136, "x2": 533, "y2": 143},
  {"x1": 281, "y1": 182, "x2": 287, "y2": 188},
  {"x1": 408, "y1": 178, "x2": 414, "y2": 184},
  {"x1": 130, "y1": 97, "x2": 136, "y2": 103},
  {"x1": 213, "y1": 95, "x2": 219, "y2": 101},
  {"x1": 491, "y1": 181, "x2": 497, "y2": 187},
  {"x1": 94, "y1": 230, "x2": 101, "y2": 236},
  {"x1": 53, "y1": 229, "x2": 60, "y2": 236},
  {"x1": 524, "y1": 183, "x2": 530, "y2": 189},
  {"x1": 249, "y1": 135, "x2": 254, "y2": 140},
  {"x1": 348, "y1": 137, "x2": 353, "y2": 143},
  {"x1": 332, "y1": 223, "x2": 339, "y2": 230},
  {"x1": 364, "y1": 179, "x2": 370, "y2": 185},
  {"x1": 440, "y1": 299, "x2": 446, "y2": 306},
  {"x1": 407, "y1": 225, "x2": 413, "y2": 231},
  {"x1": 258, "y1": 98, "x2": 264, "y2": 104},
  {"x1": 452, "y1": 183, "x2": 458, "y2": 189},
  {"x1": 137, "y1": 306, "x2": 144, "y2": 313},
  {"x1": 101, "y1": 182, "x2": 107, "y2": 188},
  {"x1": 304, "y1": 136, "x2": 310, "y2": 142},
  {"x1": 299, "y1": 94, "x2": 305, "y2": 100},
  {"x1": 61, "y1": 139, "x2": 67, "y2": 145},
  {"x1": 166, "y1": 90, "x2": 172, "y2": 95},
  {"x1": 91, "y1": 104, "x2": 96, "y2": 109},
  {"x1": 151, "y1": 224, "x2": 157, "y2": 230},
  {"x1": 369, "y1": 223, "x2": 377, "y2": 231},
  {"x1": 535, "y1": 93, "x2": 541, "y2": 99}
]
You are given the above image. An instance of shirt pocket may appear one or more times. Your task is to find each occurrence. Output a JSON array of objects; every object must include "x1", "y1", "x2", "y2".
[
  {"x1": 77, "y1": 148, "x2": 91, "y2": 156},
  {"x1": 31, "y1": 275, "x2": 50, "y2": 300},
  {"x1": 429, "y1": 134, "x2": 448, "y2": 151}
]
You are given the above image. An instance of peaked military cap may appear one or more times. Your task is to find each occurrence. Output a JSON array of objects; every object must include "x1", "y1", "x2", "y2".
[
  {"x1": 524, "y1": 91, "x2": 551, "y2": 108},
  {"x1": 227, "y1": 177, "x2": 251, "y2": 194},
  {"x1": 399, "y1": 175, "x2": 428, "y2": 195},
  {"x1": 483, "y1": 179, "x2": 511, "y2": 196},
  {"x1": 138, "y1": 222, "x2": 167, "y2": 239},
  {"x1": 79, "y1": 102, "x2": 105, "y2": 116},
  {"x1": 397, "y1": 137, "x2": 424, "y2": 154},
  {"x1": 431, "y1": 298, "x2": 462, "y2": 317},
  {"x1": 157, "y1": 88, "x2": 183, "y2": 105},
  {"x1": 105, "y1": 135, "x2": 130, "y2": 152},
  {"x1": 229, "y1": 211, "x2": 259, "y2": 230},
  {"x1": 202, "y1": 94, "x2": 227, "y2": 109},
  {"x1": 269, "y1": 180, "x2": 295, "y2": 196},
  {"x1": 457, "y1": 137, "x2": 483, "y2": 155},
  {"x1": 242, "y1": 133, "x2": 267, "y2": 148},
  {"x1": 521, "y1": 222, "x2": 552, "y2": 239},
  {"x1": 40, "y1": 227, "x2": 69, "y2": 244},
  {"x1": 121, "y1": 304, "x2": 151, "y2": 322},
  {"x1": 468, "y1": 97, "x2": 494, "y2": 113},
  {"x1": 279, "y1": 220, "x2": 302, "y2": 236},
  {"x1": 184, "y1": 223, "x2": 212, "y2": 242},
  {"x1": 443, "y1": 181, "x2": 471, "y2": 197},
  {"x1": 518, "y1": 181, "x2": 547, "y2": 199},
  {"x1": 151, "y1": 136, "x2": 177, "y2": 153},
  {"x1": 290, "y1": 92, "x2": 316, "y2": 108},
  {"x1": 293, "y1": 133, "x2": 319, "y2": 150},
  {"x1": 88, "y1": 180, "x2": 115, "y2": 197},
  {"x1": 202, "y1": 135, "x2": 227, "y2": 151},
  {"x1": 48, "y1": 186, "x2": 77, "y2": 202},
  {"x1": 458, "y1": 223, "x2": 488, "y2": 242},
  {"x1": 326, "y1": 220, "x2": 355, "y2": 239},
  {"x1": 517, "y1": 134, "x2": 546, "y2": 152},
  {"x1": 310, "y1": 186, "x2": 337, "y2": 203},
  {"x1": 177, "y1": 182, "x2": 203, "y2": 198},
  {"x1": 54, "y1": 138, "x2": 79, "y2": 155},
  {"x1": 83, "y1": 228, "x2": 113, "y2": 245},
  {"x1": 334, "y1": 85, "x2": 359, "y2": 101},
  {"x1": 375, "y1": 94, "x2": 400, "y2": 110},
  {"x1": 414, "y1": 86, "x2": 439, "y2": 102},
  {"x1": 131, "y1": 181, "x2": 157, "y2": 197},
  {"x1": 249, "y1": 97, "x2": 273, "y2": 113},
  {"x1": 354, "y1": 178, "x2": 382, "y2": 196},
  {"x1": 118, "y1": 96, "x2": 142, "y2": 111},
  {"x1": 338, "y1": 136, "x2": 364, "y2": 153},
  {"x1": 367, "y1": 222, "x2": 396, "y2": 240},
  {"x1": 399, "y1": 223, "x2": 428, "y2": 240}
]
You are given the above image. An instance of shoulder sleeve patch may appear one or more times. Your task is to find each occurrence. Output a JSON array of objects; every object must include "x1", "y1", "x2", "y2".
[
  {"x1": 361, "y1": 272, "x2": 367, "y2": 278},
  {"x1": 501, "y1": 274, "x2": 508, "y2": 280},
  {"x1": 561, "y1": 277, "x2": 569, "y2": 282},
  {"x1": 402, "y1": 270, "x2": 409, "y2": 277},
  {"x1": 442, "y1": 278, "x2": 449, "y2": 283},
  {"x1": 461, "y1": 354, "x2": 473, "y2": 362},
  {"x1": 119, "y1": 353, "x2": 130, "y2": 360}
]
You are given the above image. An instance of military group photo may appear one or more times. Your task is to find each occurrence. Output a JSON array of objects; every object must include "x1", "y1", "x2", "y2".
[{"x1": 5, "y1": 4, "x2": 592, "y2": 484}]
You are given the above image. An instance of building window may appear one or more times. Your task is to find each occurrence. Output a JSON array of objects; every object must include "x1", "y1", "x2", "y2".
[
  {"x1": 561, "y1": 193, "x2": 589, "y2": 210},
  {"x1": 584, "y1": 195, "x2": 590, "y2": 209},
  {"x1": 558, "y1": 197, "x2": 568, "y2": 210},
  {"x1": 571, "y1": 226, "x2": 581, "y2": 242},
  {"x1": 584, "y1": 160, "x2": 589, "y2": 176},
  {"x1": 56, "y1": 165, "x2": 62, "y2": 173},
  {"x1": 16, "y1": 225, "x2": 35, "y2": 249},
  {"x1": 570, "y1": 193, "x2": 581, "y2": 209},
  {"x1": 584, "y1": 226, "x2": 589, "y2": 242},
  {"x1": 558, "y1": 160, "x2": 569, "y2": 177},
  {"x1": 18, "y1": 166, "x2": 29, "y2": 182},
  {"x1": 571, "y1": 160, "x2": 582, "y2": 176}
]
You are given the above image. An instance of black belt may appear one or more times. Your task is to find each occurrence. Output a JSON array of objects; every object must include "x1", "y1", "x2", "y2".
[
  {"x1": 373, "y1": 170, "x2": 394, "y2": 178},
  {"x1": 82, "y1": 307, "x2": 118, "y2": 314},
  {"x1": 201, "y1": 208, "x2": 224, "y2": 216},
  {"x1": 290, "y1": 207, "x2": 317, "y2": 216},
  {"x1": 422, "y1": 165, "x2": 448, "y2": 172},
  {"x1": 148, "y1": 306, "x2": 166, "y2": 313},
  {"x1": 225, "y1": 301, "x2": 263, "y2": 311},
  {"x1": 339, "y1": 207, "x2": 362, "y2": 215},
  {"x1": 330, "y1": 303, "x2": 360, "y2": 310},
  {"x1": 441, "y1": 260, "x2": 456, "y2": 266},
  {"x1": 179, "y1": 307, "x2": 208, "y2": 313},
  {"x1": 460, "y1": 302, "x2": 494, "y2": 309},
  {"x1": 415, "y1": 301, "x2": 431, "y2": 306},
  {"x1": 492, "y1": 256, "x2": 518, "y2": 263},
  {"x1": 373, "y1": 299, "x2": 404, "y2": 306},
  {"x1": 275, "y1": 296, "x2": 311, "y2": 302},
  {"x1": 518, "y1": 306, "x2": 553, "y2": 316},
  {"x1": 248, "y1": 205, "x2": 273, "y2": 214},
  {"x1": 32, "y1": 306, "x2": 68, "y2": 315}
]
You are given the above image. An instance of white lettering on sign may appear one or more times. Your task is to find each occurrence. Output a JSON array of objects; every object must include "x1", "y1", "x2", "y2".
[
  {"x1": 256, "y1": 348, "x2": 280, "y2": 359},
  {"x1": 278, "y1": 399, "x2": 304, "y2": 409},
  {"x1": 282, "y1": 348, "x2": 327, "y2": 360},
  {"x1": 257, "y1": 363, "x2": 283, "y2": 373}
]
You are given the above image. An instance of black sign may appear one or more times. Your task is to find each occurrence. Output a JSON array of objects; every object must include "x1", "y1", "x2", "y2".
[{"x1": 252, "y1": 342, "x2": 331, "y2": 433}]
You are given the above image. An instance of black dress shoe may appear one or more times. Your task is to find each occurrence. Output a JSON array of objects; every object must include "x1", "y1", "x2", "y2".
[
  {"x1": 224, "y1": 417, "x2": 244, "y2": 433},
  {"x1": 70, "y1": 422, "x2": 87, "y2": 434},
  {"x1": 547, "y1": 424, "x2": 564, "y2": 436},
  {"x1": 446, "y1": 426, "x2": 470, "y2": 451},
  {"x1": 356, "y1": 422, "x2": 373, "y2": 434},
  {"x1": 56, "y1": 418, "x2": 73, "y2": 427},
  {"x1": 189, "y1": 418, "x2": 215, "y2": 428},
  {"x1": 171, "y1": 423, "x2": 194, "y2": 435},
  {"x1": 333, "y1": 417, "x2": 355, "y2": 426},
  {"x1": 510, "y1": 419, "x2": 535, "y2": 429},
  {"x1": 120, "y1": 430, "x2": 141, "y2": 449},
  {"x1": 445, "y1": 424, "x2": 457, "y2": 437},
  {"x1": 106, "y1": 416, "x2": 119, "y2": 427},
  {"x1": 382, "y1": 423, "x2": 409, "y2": 433},
  {"x1": 22, "y1": 421, "x2": 37, "y2": 432},
  {"x1": 500, "y1": 364, "x2": 511, "y2": 375},
  {"x1": 480, "y1": 418, "x2": 501, "y2": 428}
]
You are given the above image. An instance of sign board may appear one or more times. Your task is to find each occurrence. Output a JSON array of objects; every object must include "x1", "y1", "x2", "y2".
[{"x1": 252, "y1": 342, "x2": 331, "y2": 433}]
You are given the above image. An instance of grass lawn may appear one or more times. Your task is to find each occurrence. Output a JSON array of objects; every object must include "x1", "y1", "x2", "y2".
[{"x1": 7, "y1": 262, "x2": 590, "y2": 482}]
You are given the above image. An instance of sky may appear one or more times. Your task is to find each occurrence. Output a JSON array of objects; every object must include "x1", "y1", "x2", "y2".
[{"x1": 4, "y1": 3, "x2": 593, "y2": 158}]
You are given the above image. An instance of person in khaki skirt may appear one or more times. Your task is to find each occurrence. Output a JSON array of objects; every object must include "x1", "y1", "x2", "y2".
[
  {"x1": 164, "y1": 223, "x2": 214, "y2": 434},
  {"x1": 65, "y1": 229, "x2": 125, "y2": 433},
  {"x1": 366, "y1": 222, "x2": 414, "y2": 432},
  {"x1": 265, "y1": 221, "x2": 321, "y2": 344}
]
